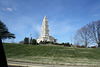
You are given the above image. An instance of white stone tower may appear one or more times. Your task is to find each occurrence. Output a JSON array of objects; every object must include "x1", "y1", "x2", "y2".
[
  {"x1": 41, "y1": 15, "x2": 49, "y2": 38},
  {"x1": 37, "y1": 15, "x2": 57, "y2": 43}
]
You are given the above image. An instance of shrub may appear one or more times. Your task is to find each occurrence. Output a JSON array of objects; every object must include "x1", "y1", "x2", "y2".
[
  {"x1": 39, "y1": 41, "x2": 55, "y2": 44},
  {"x1": 91, "y1": 46, "x2": 97, "y2": 48},
  {"x1": 76, "y1": 45, "x2": 86, "y2": 48},
  {"x1": 64, "y1": 42, "x2": 71, "y2": 47}
]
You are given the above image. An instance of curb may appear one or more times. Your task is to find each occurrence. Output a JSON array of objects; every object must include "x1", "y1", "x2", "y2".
[{"x1": 8, "y1": 63, "x2": 45, "y2": 67}]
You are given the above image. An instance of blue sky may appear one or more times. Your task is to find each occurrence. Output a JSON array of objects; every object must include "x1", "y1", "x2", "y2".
[{"x1": 0, "y1": 0, "x2": 100, "y2": 43}]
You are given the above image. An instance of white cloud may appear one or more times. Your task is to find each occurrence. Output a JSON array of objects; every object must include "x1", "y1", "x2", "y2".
[
  {"x1": 3, "y1": 7, "x2": 13, "y2": 12},
  {"x1": 6, "y1": 7, "x2": 13, "y2": 11},
  {"x1": 93, "y1": 14, "x2": 100, "y2": 17}
]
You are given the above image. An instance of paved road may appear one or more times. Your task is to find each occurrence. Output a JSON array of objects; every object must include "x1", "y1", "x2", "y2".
[{"x1": 7, "y1": 61, "x2": 97, "y2": 67}]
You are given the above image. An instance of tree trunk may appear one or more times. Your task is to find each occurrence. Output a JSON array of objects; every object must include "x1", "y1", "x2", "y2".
[
  {"x1": 0, "y1": 37, "x2": 8, "y2": 67},
  {"x1": 98, "y1": 42, "x2": 100, "y2": 47}
]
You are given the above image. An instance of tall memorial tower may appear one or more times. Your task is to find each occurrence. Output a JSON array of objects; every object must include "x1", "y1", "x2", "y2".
[
  {"x1": 37, "y1": 15, "x2": 57, "y2": 43},
  {"x1": 41, "y1": 15, "x2": 49, "y2": 38}
]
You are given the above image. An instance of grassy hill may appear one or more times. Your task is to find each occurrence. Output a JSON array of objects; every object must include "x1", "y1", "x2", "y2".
[{"x1": 3, "y1": 43, "x2": 100, "y2": 66}]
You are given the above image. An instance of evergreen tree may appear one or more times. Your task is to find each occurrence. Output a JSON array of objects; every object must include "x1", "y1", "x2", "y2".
[
  {"x1": 24, "y1": 37, "x2": 29, "y2": 44},
  {"x1": 32, "y1": 39, "x2": 37, "y2": 45},
  {"x1": 0, "y1": 21, "x2": 15, "y2": 39},
  {"x1": 0, "y1": 21, "x2": 15, "y2": 67}
]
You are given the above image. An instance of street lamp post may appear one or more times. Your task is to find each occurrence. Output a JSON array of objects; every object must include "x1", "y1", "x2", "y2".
[{"x1": 30, "y1": 34, "x2": 32, "y2": 45}]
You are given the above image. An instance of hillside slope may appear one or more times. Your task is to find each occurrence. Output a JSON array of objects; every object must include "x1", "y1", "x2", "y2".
[{"x1": 3, "y1": 43, "x2": 100, "y2": 66}]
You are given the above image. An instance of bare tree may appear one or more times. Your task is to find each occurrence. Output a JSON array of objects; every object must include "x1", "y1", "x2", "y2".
[
  {"x1": 74, "y1": 26, "x2": 90, "y2": 47},
  {"x1": 74, "y1": 20, "x2": 100, "y2": 47},
  {"x1": 87, "y1": 20, "x2": 100, "y2": 47}
]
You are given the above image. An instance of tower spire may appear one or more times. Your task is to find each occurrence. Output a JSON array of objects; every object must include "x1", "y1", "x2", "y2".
[{"x1": 43, "y1": 15, "x2": 47, "y2": 21}]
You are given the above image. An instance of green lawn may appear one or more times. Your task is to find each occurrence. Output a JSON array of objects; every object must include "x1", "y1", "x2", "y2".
[{"x1": 3, "y1": 43, "x2": 100, "y2": 66}]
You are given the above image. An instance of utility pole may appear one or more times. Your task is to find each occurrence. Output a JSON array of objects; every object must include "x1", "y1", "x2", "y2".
[{"x1": 30, "y1": 34, "x2": 32, "y2": 45}]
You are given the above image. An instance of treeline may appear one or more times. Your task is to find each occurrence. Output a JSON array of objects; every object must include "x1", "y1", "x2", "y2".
[
  {"x1": 19, "y1": 37, "x2": 38, "y2": 45},
  {"x1": 39, "y1": 41, "x2": 72, "y2": 47},
  {"x1": 19, "y1": 38, "x2": 72, "y2": 47},
  {"x1": 74, "y1": 20, "x2": 100, "y2": 47}
]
